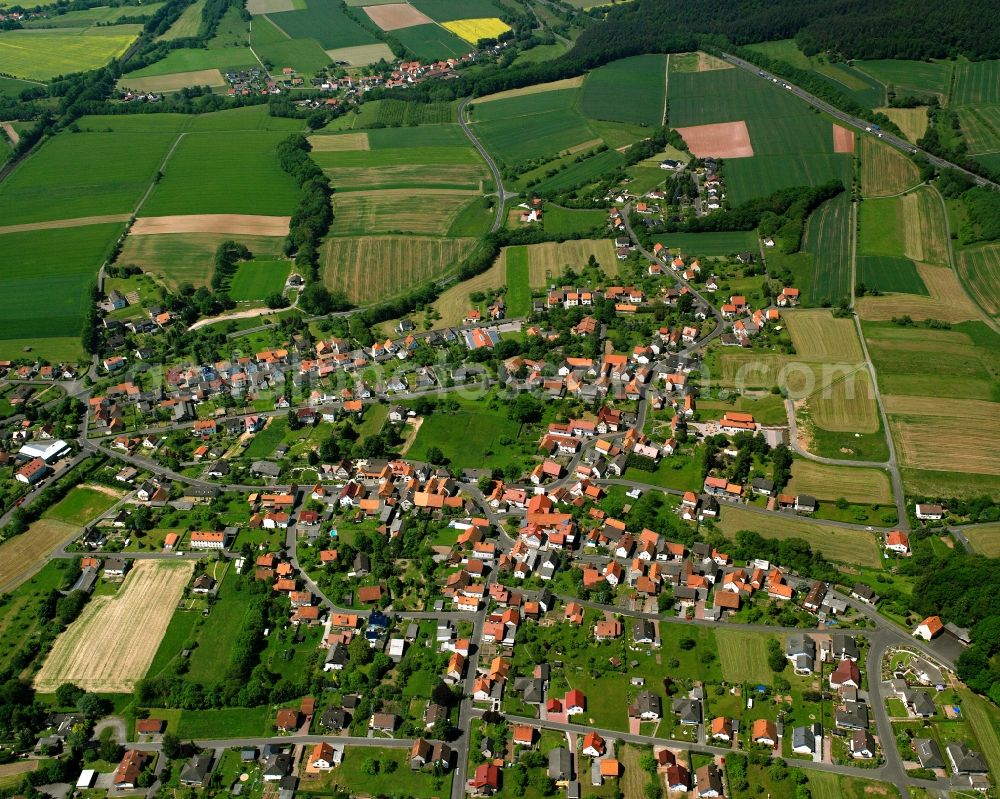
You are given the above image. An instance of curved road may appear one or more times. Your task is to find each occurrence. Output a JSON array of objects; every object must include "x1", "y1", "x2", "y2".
[{"x1": 458, "y1": 97, "x2": 516, "y2": 233}]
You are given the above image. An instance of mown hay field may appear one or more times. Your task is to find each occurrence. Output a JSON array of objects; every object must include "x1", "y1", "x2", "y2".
[
  {"x1": 785, "y1": 309, "x2": 864, "y2": 361},
  {"x1": 523, "y1": 239, "x2": 617, "y2": 285},
  {"x1": 876, "y1": 106, "x2": 929, "y2": 143},
  {"x1": 322, "y1": 235, "x2": 475, "y2": 304},
  {"x1": 120, "y1": 68, "x2": 226, "y2": 93},
  {"x1": 957, "y1": 243, "x2": 1000, "y2": 319},
  {"x1": 433, "y1": 253, "x2": 505, "y2": 327},
  {"x1": 885, "y1": 395, "x2": 1000, "y2": 475},
  {"x1": 34, "y1": 560, "x2": 193, "y2": 692},
  {"x1": 308, "y1": 132, "x2": 369, "y2": 151},
  {"x1": 324, "y1": 42, "x2": 395, "y2": 65},
  {"x1": 331, "y1": 189, "x2": 477, "y2": 236},
  {"x1": 806, "y1": 368, "x2": 880, "y2": 433},
  {"x1": 859, "y1": 135, "x2": 920, "y2": 197},
  {"x1": 966, "y1": 524, "x2": 1000, "y2": 557},
  {"x1": 120, "y1": 232, "x2": 286, "y2": 291},
  {"x1": 0, "y1": 519, "x2": 76, "y2": 592},
  {"x1": 0, "y1": 26, "x2": 140, "y2": 80},
  {"x1": 157, "y1": 0, "x2": 205, "y2": 39},
  {"x1": 857, "y1": 262, "x2": 981, "y2": 323},
  {"x1": 899, "y1": 187, "x2": 949, "y2": 265},
  {"x1": 787, "y1": 460, "x2": 893, "y2": 504},
  {"x1": 716, "y1": 506, "x2": 882, "y2": 568}
]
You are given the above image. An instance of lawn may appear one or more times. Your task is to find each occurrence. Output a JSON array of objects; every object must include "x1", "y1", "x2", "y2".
[
  {"x1": 228, "y1": 259, "x2": 292, "y2": 301},
  {"x1": 140, "y1": 132, "x2": 301, "y2": 216},
  {"x1": 581, "y1": 54, "x2": 666, "y2": 127},
  {"x1": 185, "y1": 572, "x2": 254, "y2": 683},
  {"x1": 0, "y1": 131, "x2": 175, "y2": 224},
  {"x1": 243, "y1": 417, "x2": 288, "y2": 459},
  {"x1": 309, "y1": 747, "x2": 450, "y2": 798},
  {"x1": 266, "y1": 0, "x2": 378, "y2": 49},
  {"x1": 407, "y1": 398, "x2": 527, "y2": 472},
  {"x1": 0, "y1": 223, "x2": 124, "y2": 348},
  {"x1": 542, "y1": 205, "x2": 606, "y2": 236},
  {"x1": 715, "y1": 629, "x2": 778, "y2": 684},
  {"x1": 174, "y1": 706, "x2": 273, "y2": 738},
  {"x1": 504, "y1": 246, "x2": 531, "y2": 317},
  {"x1": 43, "y1": 486, "x2": 121, "y2": 526},
  {"x1": 964, "y1": 524, "x2": 1000, "y2": 557},
  {"x1": 0, "y1": 25, "x2": 140, "y2": 80}
]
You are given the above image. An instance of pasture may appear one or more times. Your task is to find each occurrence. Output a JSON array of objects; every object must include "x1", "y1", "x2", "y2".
[
  {"x1": 965, "y1": 524, "x2": 1000, "y2": 557},
  {"x1": 787, "y1": 460, "x2": 893, "y2": 504},
  {"x1": 0, "y1": 26, "x2": 140, "y2": 80},
  {"x1": 34, "y1": 560, "x2": 194, "y2": 692},
  {"x1": 805, "y1": 368, "x2": 881, "y2": 434},
  {"x1": 863, "y1": 321, "x2": 998, "y2": 400},
  {"x1": 785, "y1": 309, "x2": 864, "y2": 361},
  {"x1": 441, "y1": 18, "x2": 510, "y2": 44},
  {"x1": 716, "y1": 506, "x2": 882, "y2": 568},
  {"x1": 859, "y1": 196, "x2": 906, "y2": 255},
  {"x1": 228, "y1": 260, "x2": 291, "y2": 301},
  {"x1": 321, "y1": 236, "x2": 476, "y2": 304},
  {"x1": 331, "y1": 189, "x2": 477, "y2": 236},
  {"x1": 885, "y1": 395, "x2": 1000, "y2": 476},
  {"x1": 957, "y1": 243, "x2": 1000, "y2": 319},
  {"x1": 0, "y1": 131, "x2": 175, "y2": 225},
  {"x1": 530, "y1": 148, "x2": 624, "y2": 194},
  {"x1": 952, "y1": 59, "x2": 1000, "y2": 106},
  {"x1": 0, "y1": 223, "x2": 124, "y2": 350},
  {"x1": 855, "y1": 59, "x2": 951, "y2": 100},
  {"x1": 654, "y1": 230, "x2": 758, "y2": 257},
  {"x1": 581, "y1": 54, "x2": 666, "y2": 127},
  {"x1": 877, "y1": 106, "x2": 929, "y2": 143},
  {"x1": 715, "y1": 629, "x2": 778, "y2": 684},
  {"x1": 0, "y1": 519, "x2": 76, "y2": 592},
  {"x1": 858, "y1": 256, "x2": 927, "y2": 295},
  {"x1": 120, "y1": 232, "x2": 286, "y2": 291},
  {"x1": 266, "y1": 1, "x2": 378, "y2": 49},
  {"x1": 392, "y1": 23, "x2": 468, "y2": 60},
  {"x1": 140, "y1": 132, "x2": 301, "y2": 216},
  {"x1": 857, "y1": 262, "x2": 981, "y2": 323},
  {"x1": 504, "y1": 246, "x2": 531, "y2": 317},
  {"x1": 859, "y1": 136, "x2": 920, "y2": 197}
]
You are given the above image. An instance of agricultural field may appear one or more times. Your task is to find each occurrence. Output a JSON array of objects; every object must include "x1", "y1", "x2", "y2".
[
  {"x1": 0, "y1": 223, "x2": 124, "y2": 357},
  {"x1": 884, "y1": 395, "x2": 1000, "y2": 477},
  {"x1": 324, "y1": 42, "x2": 395, "y2": 65},
  {"x1": 0, "y1": 131, "x2": 175, "y2": 225},
  {"x1": 857, "y1": 195, "x2": 928, "y2": 295},
  {"x1": 139, "y1": 132, "x2": 301, "y2": 216},
  {"x1": 530, "y1": 148, "x2": 624, "y2": 194},
  {"x1": 786, "y1": 461, "x2": 893, "y2": 504},
  {"x1": 951, "y1": 58, "x2": 1000, "y2": 106},
  {"x1": 157, "y1": 0, "x2": 205, "y2": 40},
  {"x1": 119, "y1": 68, "x2": 227, "y2": 93},
  {"x1": 321, "y1": 236, "x2": 476, "y2": 304},
  {"x1": 856, "y1": 262, "x2": 981, "y2": 323},
  {"x1": 430, "y1": 254, "x2": 505, "y2": 327},
  {"x1": 653, "y1": 231, "x2": 759, "y2": 258},
  {"x1": 803, "y1": 368, "x2": 881, "y2": 434},
  {"x1": 23, "y1": 3, "x2": 165, "y2": 27},
  {"x1": 34, "y1": 560, "x2": 194, "y2": 692},
  {"x1": 441, "y1": 18, "x2": 510, "y2": 44},
  {"x1": 855, "y1": 59, "x2": 952, "y2": 101},
  {"x1": 521, "y1": 239, "x2": 617, "y2": 286},
  {"x1": 965, "y1": 524, "x2": 1000, "y2": 557},
  {"x1": 789, "y1": 192, "x2": 853, "y2": 306},
  {"x1": 0, "y1": 519, "x2": 76, "y2": 592},
  {"x1": 331, "y1": 189, "x2": 479, "y2": 236},
  {"x1": 392, "y1": 23, "x2": 469, "y2": 60},
  {"x1": 410, "y1": 0, "x2": 503, "y2": 20},
  {"x1": 858, "y1": 256, "x2": 928, "y2": 294},
  {"x1": 542, "y1": 205, "x2": 606, "y2": 236},
  {"x1": 859, "y1": 135, "x2": 920, "y2": 197},
  {"x1": 581, "y1": 54, "x2": 666, "y2": 126},
  {"x1": 877, "y1": 106, "x2": 929, "y2": 143},
  {"x1": 266, "y1": 0, "x2": 379, "y2": 50},
  {"x1": 468, "y1": 87, "x2": 597, "y2": 165},
  {"x1": 898, "y1": 187, "x2": 950, "y2": 265},
  {"x1": 784, "y1": 309, "x2": 864, "y2": 361},
  {"x1": 504, "y1": 246, "x2": 531, "y2": 317},
  {"x1": 120, "y1": 232, "x2": 287, "y2": 291},
  {"x1": 228, "y1": 260, "x2": 292, "y2": 301},
  {"x1": 716, "y1": 506, "x2": 883, "y2": 568},
  {"x1": 957, "y1": 243, "x2": 1000, "y2": 320},
  {"x1": 0, "y1": 25, "x2": 141, "y2": 80}
]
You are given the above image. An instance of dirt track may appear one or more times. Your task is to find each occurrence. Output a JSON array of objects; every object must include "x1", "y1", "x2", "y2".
[
  {"x1": 1, "y1": 122, "x2": 20, "y2": 145},
  {"x1": 131, "y1": 214, "x2": 290, "y2": 236},
  {"x1": 0, "y1": 214, "x2": 131, "y2": 235}
]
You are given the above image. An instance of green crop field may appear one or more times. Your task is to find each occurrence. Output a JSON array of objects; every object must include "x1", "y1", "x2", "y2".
[
  {"x1": 725, "y1": 153, "x2": 850, "y2": 207},
  {"x1": 253, "y1": 36, "x2": 330, "y2": 74},
  {"x1": 798, "y1": 192, "x2": 852, "y2": 307},
  {"x1": 581, "y1": 54, "x2": 666, "y2": 126},
  {"x1": 392, "y1": 23, "x2": 468, "y2": 60},
  {"x1": 0, "y1": 223, "x2": 123, "y2": 354},
  {"x1": 313, "y1": 145, "x2": 486, "y2": 191},
  {"x1": 0, "y1": 75, "x2": 38, "y2": 96},
  {"x1": 858, "y1": 255, "x2": 928, "y2": 295},
  {"x1": 744, "y1": 39, "x2": 811, "y2": 69},
  {"x1": 123, "y1": 45, "x2": 255, "y2": 77},
  {"x1": 958, "y1": 105, "x2": 1000, "y2": 156},
  {"x1": 140, "y1": 132, "x2": 300, "y2": 216},
  {"x1": 157, "y1": 0, "x2": 204, "y2": 39},
  {"x1": 331, "y1": 189, "x2": 478, "y2": 236},
  {"x1": 469, "y1": 88, "x2": 597, "y2": 164},
  {"x1": 543, "y1": 205, "x2": 605, "y2": 236},
  {"x1": 25, "y1": 3, "x2": 165, "y2": 28},
  {"x1": 410, "y1": 0, "x2": 501, "y2": 21},
  {"x1": 0, "y1": 25, "x2": 141, "y2": 80},
  {"x1": 325, "y1": 98, "x2": 455, "y2": 129},
  {"x1": 855, "y1": 59, "x2": 952, "y2": 99},
  {"x1": 184, "y1": 104, "x2": 306, "y2": 132},
  {"x1": 228, "y1": 260, "x2": 291, "y2": 301},
  {"x1": 76, "y1": 113, "x2": 190, "y2": 133},
  {"x1": 858, "y1": 196, "x2": 906, "y2": 255},
  {"x1": 266, "y1": 0, "x2": 378, "y2": 49},
  {"x1": 531, "y1": 148, "x2": 623, "y2": 193},
  {"x1": 505, "y1": 246, "x2": 531, "y2": 317},
  {"x1": 952, "y1": 59, "x2": 1000, "y2": 106},
  {"x1": 811, "y1": 60, "x2": 884, "y2": 107},
  {"x1": 653, "y1": 230, "x2": 758, "y2": 257},
  {"x1": 0, "y1": 131, "x2": 175, "y2": 224}
]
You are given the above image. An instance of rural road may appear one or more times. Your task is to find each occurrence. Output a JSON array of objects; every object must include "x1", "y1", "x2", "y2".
[{"x1": 457, "y1": 96, "x2": 516, "y2": 233}]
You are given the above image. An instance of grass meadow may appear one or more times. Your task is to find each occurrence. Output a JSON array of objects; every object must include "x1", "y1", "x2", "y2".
[
  {"x1": 43, "y1": 486, "x2": 121, "y2": 526},
  {"x1": 542, "y1": 205, "x2": 606, "y2": 236},
  {"x1": 228, "y1": 259, "x2": 291, "y2": 301},
  {"x1": 0, "y1": 223, "x2": 124, "y2": 350},
  {"x1": 0, "y1": 26, "x2": 140, "y2": 80},
  {"x1": 581, "y1": 53, "x2": 666, "y2": 126},
  {"x1": 0, "y1": 131, "x2": 175, "y2": 224},
  {"x1": 140, "y1": 132, "x2": 300, "y2": 216},
  {"x1": 504, "y1": 246, "x2": 531, "y2": 317}
]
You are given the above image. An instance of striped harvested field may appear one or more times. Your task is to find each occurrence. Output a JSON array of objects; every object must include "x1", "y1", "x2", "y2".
[
  {"x1": 886, "y1": 395, "x2": 1000, "y2": 475},
  {"x1": 957, "y1": 243, "x2": 1000, "y2": 319},
  {"x1": 860, "y1": 135, "x2": 920, "y2": 197},
  {"x1": 716, "y1": 506, "x2": 882, "y2": 568},
  {"x1": 0, "y1": 519, "x2": 76, "y2": 593},
  {"x1": 787, "y1": 460, "x2": 893, "y2": 504},
  {"x1": 34, "y1": 560, "x2": 193, "y2": 692},
  {"x1": 785, "y1": 309, "x2": 864, "y2": 361},
  {"x1": 322, "y1": 235, "x2": 475, "y2": 304},
  {"x1": 806, "y1": 368, "x2": 880, "y2": 433},
  {"x1": 876, "y1": 106, "x2": 929, "y2": 143},
  {"x1": 308, "y1": 132, "x2": 370, "y2": 151}
]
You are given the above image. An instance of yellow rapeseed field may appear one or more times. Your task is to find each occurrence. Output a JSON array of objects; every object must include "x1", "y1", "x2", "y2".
[{"x1": 442, "y1": 18, "x2": 511, "y2": 44}]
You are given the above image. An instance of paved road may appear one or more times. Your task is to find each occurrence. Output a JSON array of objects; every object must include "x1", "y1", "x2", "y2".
[
  {"x1": 719, "y1": 51, "x2": 1000, "y2": 191},
  {"x1": 458, "y1": 97, "x2": 516, "y2": 232}
]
